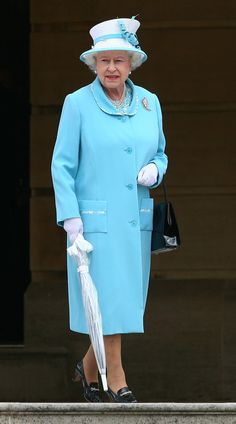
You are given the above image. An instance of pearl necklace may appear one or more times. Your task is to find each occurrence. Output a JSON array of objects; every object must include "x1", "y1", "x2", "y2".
[{"x1": 107, "y1": 85, "x2": 132, "y2": 114}]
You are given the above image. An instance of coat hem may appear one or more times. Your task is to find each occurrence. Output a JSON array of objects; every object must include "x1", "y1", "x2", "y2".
[{"x1": 69, "y1": 327, "x2": 144, "y2": 336}]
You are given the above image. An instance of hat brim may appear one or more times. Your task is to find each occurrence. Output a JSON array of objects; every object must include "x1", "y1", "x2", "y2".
[{"x1": 80, "y1": 47, "x2": 147, "y2": 63}]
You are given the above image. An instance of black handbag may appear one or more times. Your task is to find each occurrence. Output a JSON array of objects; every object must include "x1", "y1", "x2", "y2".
[{"x1": 151, "y1": 179, "x2": 181, "y2": 254}]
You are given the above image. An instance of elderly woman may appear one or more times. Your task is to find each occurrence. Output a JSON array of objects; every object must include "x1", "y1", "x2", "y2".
[{"x1": 51, "y1": 17, "x2": 168, "y2": 403}]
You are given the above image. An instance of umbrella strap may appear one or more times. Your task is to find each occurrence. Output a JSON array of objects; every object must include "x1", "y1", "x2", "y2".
[{"x1": 78, "y1": 265, "x2": 89, "y2": 273}]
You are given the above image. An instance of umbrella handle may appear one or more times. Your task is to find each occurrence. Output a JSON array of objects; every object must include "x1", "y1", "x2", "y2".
[
  {"x1": 67, "y1": 240, "x2": 90, "y2": 267},
  {"x1": 74, "y1": 233, "x2": 93, "y2": 253}
]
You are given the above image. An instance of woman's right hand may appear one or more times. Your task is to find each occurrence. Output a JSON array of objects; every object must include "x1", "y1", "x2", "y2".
[{"x1": 63, "y1": 217, "x2": 83, "y2": 243}]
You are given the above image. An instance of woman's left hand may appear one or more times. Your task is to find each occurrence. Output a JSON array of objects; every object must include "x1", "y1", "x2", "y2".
[{"x1": 137, "y1": 163, "x2": 158, "y2": 186}]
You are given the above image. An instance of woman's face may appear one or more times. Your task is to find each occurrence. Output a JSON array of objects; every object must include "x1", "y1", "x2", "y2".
[{"x1": 95, "y1": 51, "x2": 131, "y2": 92}]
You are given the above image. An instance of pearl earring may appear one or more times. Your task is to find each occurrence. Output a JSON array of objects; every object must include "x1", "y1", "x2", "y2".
[
  {"x1": 129, "y1": 71, "x2": 131, "y2": 75},
  {"x1": 94, "y1": 70, "x2": 97, "y2": 74}
]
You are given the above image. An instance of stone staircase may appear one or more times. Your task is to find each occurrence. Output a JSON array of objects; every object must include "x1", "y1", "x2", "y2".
[{"x1": 1, "y1": 403, "x2": 236, "y2": 423}]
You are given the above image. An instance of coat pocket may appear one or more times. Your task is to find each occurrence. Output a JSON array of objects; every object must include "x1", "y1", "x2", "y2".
[
  {"x1": 140, "y1": 198, "x2": 154, "y2": 231},
  {"x1": 79, "y1": 200, "x2": 107, "y2": 233}
]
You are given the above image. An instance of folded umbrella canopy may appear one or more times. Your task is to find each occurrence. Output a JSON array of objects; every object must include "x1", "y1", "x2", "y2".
[{"x1": 67, "y1": 234, "x2": 108, "y2": 391}]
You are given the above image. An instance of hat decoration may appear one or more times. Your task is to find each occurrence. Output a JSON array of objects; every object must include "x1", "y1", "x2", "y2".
[{"x1": 118, "y1": 20, "x2": 140, "y2": 49}]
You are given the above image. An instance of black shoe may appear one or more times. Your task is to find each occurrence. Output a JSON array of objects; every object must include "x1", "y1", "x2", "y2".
[
  {"x1": 73, "y1": 360, "x2": 103, "y2": 403},
  {"x1": 106, "y1": 386, "x2": 137, "y2": 403}
]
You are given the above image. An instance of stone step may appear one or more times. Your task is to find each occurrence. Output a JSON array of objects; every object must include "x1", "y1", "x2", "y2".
[{"x1": 1, "y1": 403, "x2": 236, "y2": 423}]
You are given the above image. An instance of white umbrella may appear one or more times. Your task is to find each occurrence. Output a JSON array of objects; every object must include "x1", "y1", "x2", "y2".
[{"x1": 67, "y1": 234, "x2": 108, "y2": 391}]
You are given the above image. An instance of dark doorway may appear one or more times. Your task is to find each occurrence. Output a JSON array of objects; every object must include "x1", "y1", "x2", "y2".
[{"x1": 0, "y1": 1, "x2": 29, "y2": 344}]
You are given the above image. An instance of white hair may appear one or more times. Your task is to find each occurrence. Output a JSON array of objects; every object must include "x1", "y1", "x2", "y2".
[{"x1": 83, "y1": 51, "x2": 143, "y2": 72}]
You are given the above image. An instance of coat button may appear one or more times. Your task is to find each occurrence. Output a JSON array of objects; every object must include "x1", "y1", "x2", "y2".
[
  {"x1": 124, "y1": 147, "x2": 132, "y2": 154},
  {"x1": 126, "y1": 183, "x2": 134, "y2": 190},
  {"x1": 129, "y1": 220, "x2": 137, "y2": 227}
]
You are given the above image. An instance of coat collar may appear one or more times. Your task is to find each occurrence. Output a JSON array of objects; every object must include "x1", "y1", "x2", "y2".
[{"x1": 90, "y1": 76, "x2": 139, "y2": 116}]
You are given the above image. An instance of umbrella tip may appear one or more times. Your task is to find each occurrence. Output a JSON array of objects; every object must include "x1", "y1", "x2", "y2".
[{"x1": 101, "y1": 374, "x2": 108, "y2": 391}]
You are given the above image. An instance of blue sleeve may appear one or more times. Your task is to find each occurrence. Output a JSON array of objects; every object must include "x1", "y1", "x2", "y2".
[
  {"x1": 51, "y1": 94, "x2": 81, "y2": 226},
  {"x1": 149, "y1": 94, "x2": 168, "y2": 188}
]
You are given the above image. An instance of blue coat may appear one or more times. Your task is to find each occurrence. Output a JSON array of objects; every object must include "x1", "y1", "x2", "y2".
[{"x1": 51, "y1": 77, "x2": 168, "y2": 335}]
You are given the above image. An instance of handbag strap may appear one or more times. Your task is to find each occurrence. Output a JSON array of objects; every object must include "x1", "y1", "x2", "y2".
[
  {"x1": 161, "y1": 177, "x2": 173, "y2": 225},
  {"x1": 162, "y1": 177, "x2": 173, "y2": 225},
  {"x1": 162, "y1": 177, "x2": 168, "y2": 203}
]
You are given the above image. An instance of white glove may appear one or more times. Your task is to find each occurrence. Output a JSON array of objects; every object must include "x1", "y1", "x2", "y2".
[
  {"x1": 137, "y1": 163, "x2": 158, "y2": 187},
  {"x1": 64, "y1": 217, "x2": 83, "y2": 243}
]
